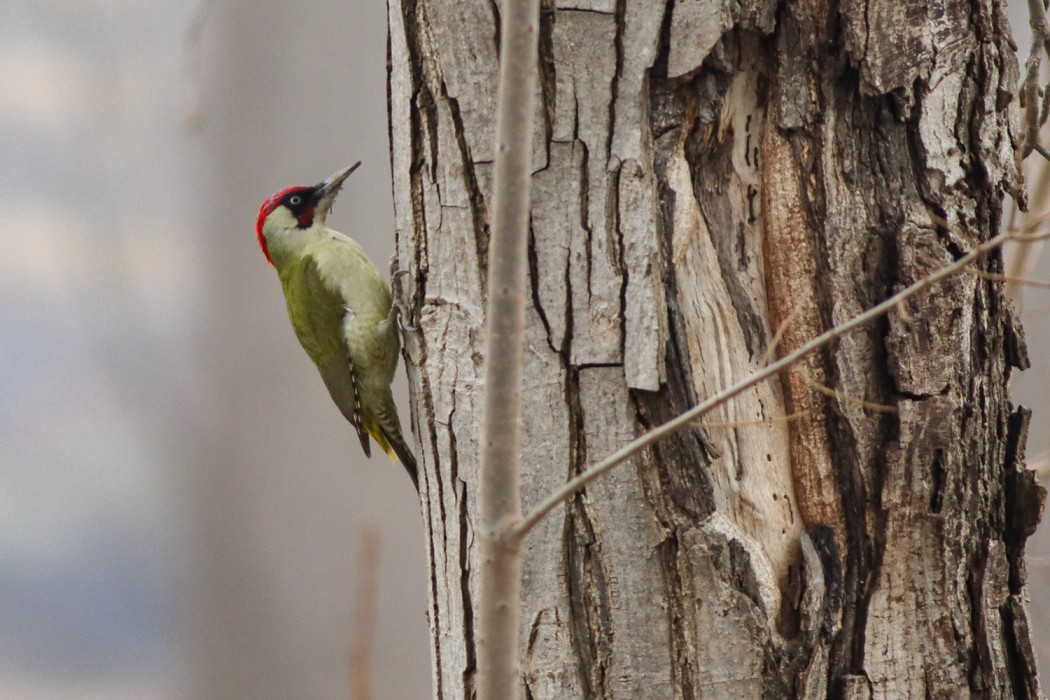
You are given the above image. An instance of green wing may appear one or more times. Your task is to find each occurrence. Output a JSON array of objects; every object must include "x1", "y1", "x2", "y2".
[{"x1": 278, "y1": 254, "x2": 372, "y2": 457}]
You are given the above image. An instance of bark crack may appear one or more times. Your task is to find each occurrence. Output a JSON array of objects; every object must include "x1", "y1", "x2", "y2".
[
  {"x1": 656, "y1": 532, "x2": 699, "y2": 698},
  {"x1": 608, "y1": 0, "x2": 625, "y2": 163},
  {"x1": 528, "y1": 225, "x2": 560, "y2": 355},
  {"x1": 609, "y1": 162, "x2": 628, "y2": 365},
  {"x1": 447, "y1": 412, "x2": 478, "y2": 694},
  {"x1": 563, "y1": 503, "x2": 613, "y2": 699},
  {"x1": 441, "y1": 90, "x2": 491, "y2": 295},
  {"x1": 576, "y1": 138, "x2": 595, "y2": 301},
  {"x1": 561, "y1": 366, "x2": 614, "y2": 698}
]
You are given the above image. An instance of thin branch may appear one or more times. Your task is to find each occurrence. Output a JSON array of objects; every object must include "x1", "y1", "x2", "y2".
[
  {"x1": 803, "y1": 377, "x2": 899, "y2": 414},
  {"x1": 759, "y1": 302, "x2": 799, "y2": 368},
  {"x1": 476, "y1": 0, "x2": 541, "y2": 696},
  {"x1": 511, "y1": 228, "x2": 1050, "y2": 539},
  {"x1": 349, "y1": 526, "x2": 381, "y2": 700},
  {"x1": 1004, "y1": 196, "x2": 1050, "y2": 306},
  {"x1": 699, "y1": 410, "x2": 810, "y2": 430},
  {"x1": 1021, "y1": 0, "x2": 1050, "y2": 160},
  {"x1": 182, "y1": 0, "x2": 215, "y2": 131},
  {"x1": 971, "y1": 269, "x2": 1050, "y2": 290}
]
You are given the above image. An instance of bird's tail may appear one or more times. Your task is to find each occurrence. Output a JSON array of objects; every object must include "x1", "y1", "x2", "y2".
[{"x1": 369, "y1": 423, "x2": 419, "y2": 492}]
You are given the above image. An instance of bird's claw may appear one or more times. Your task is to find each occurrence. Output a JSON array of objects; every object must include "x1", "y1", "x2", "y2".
[{"x1": 389, "y1": 265, "x2": 418, "y2": 334}]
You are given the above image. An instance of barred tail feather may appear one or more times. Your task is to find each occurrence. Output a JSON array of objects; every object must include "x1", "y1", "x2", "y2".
[{"x1": 389, "y1": 434, "x2": 419, "y2": 492}]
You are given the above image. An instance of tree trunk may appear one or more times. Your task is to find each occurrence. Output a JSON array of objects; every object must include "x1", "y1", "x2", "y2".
[{"x1": 387, "y1": 0, "x2": 1046, "y2": 697}]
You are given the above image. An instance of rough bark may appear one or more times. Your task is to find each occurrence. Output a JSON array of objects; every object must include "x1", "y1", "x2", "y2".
[{"x1": 387, "y1": 0, "x2": 1046, "y2": 697}]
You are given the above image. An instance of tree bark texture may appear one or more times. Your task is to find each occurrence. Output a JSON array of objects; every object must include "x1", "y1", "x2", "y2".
[{"x1": 387, "y1": 0, "x2": 1046, "y2": 697}]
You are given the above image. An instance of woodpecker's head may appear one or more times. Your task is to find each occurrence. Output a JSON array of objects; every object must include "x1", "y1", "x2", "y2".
[{"x1": 255, "y1": 162, "x2": 361, "y2": 265}]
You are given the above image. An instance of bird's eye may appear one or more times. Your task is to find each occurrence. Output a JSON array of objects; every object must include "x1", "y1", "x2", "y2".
[{"x1": 289, "y1": 195, "x2": 302, "y2": 206}]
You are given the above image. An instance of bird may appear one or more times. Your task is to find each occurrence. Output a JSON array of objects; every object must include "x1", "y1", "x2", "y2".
[{"x1": 255, "y1": 163, "x2": 418, "y2": 490}]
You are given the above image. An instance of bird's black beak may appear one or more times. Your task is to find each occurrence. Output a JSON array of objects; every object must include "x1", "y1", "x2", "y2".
[{"x1": 313, "y1": 161, "x2": 361, "y2": 223}]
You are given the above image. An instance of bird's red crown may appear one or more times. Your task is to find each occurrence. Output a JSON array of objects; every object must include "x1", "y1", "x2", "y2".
[{"x1": 255, "y1": 186, "x2": 312, "y2": 266}]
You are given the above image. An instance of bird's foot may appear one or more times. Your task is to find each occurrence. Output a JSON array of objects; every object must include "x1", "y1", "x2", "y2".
[{"x1": 389, "y1": 264, "x2": 419, "y2": 334}]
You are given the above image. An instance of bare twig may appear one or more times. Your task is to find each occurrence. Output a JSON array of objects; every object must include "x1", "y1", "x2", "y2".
[
  {"x1": 972, "y1": 269, "x2": 1050, "y2": 290},
  {"x1": 511, "y1": 228, "x2": 1050, "y2": 539},
  {"x1": 803, "y1": 377, "x2": 898, "y2": 414},
  {"x1": 476, "y1": 0, "x2": 541, "y2": 696},
  {"x1": 699, "y1": 410, "x2": 810, "y2": 430},
  {"x1": 759, "y1": 302, "x2": 799, "y2": 368},
  {"x1": 979, "y1": 205, "x2": 1050, "y2": 306},
  {"x1": 1005, "y1": 181, "x2": 1050, "y2": 306},
  {"x1": 182, "y1": 0, "x2": 216, "y2": 130},
  {"x1": 1021, "y1": 0, "x2": 1050, "y2": 160},
  {"x1": 349, "y1": 526, "x2": 381, "y2": 700}
]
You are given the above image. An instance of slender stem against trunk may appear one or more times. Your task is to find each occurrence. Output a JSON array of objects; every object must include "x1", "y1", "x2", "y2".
[
  {"x1": 513, "y1": 227, "x2": 1047, "y2": 538},
  {"x1": 349, "y1": 527, "x2": 380, "y2": 700},
  {"x1": 476, "y1": 0, "x2": 540, "y2": 697}
]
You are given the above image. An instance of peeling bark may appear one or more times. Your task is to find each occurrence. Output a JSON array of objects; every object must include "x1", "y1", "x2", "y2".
[{"x1": 387, "y1": 0, "x2": 1045, "y2": 696}]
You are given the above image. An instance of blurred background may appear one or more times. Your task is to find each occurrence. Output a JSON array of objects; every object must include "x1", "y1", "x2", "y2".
[
  {"x1": 1, "y1": 2, "x2": 1048, "y2": 699},
  {"x1": 1, "y1": 1, "x2": 428, "y2": 698}
]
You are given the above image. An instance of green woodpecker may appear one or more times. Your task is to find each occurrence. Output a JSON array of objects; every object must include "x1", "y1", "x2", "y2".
[{"x1": 255, "y1": 163, "x2": 418, "y2": 490}]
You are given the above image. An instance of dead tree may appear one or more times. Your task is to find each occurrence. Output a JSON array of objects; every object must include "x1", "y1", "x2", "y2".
[{"x1": 387, "y1": 0, "x2": 1046, "y2": 696}]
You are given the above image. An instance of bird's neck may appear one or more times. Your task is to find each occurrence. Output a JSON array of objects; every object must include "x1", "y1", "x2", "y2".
[{"x1": 264, "y1": 223, "x2": 327, "y2": 271}]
